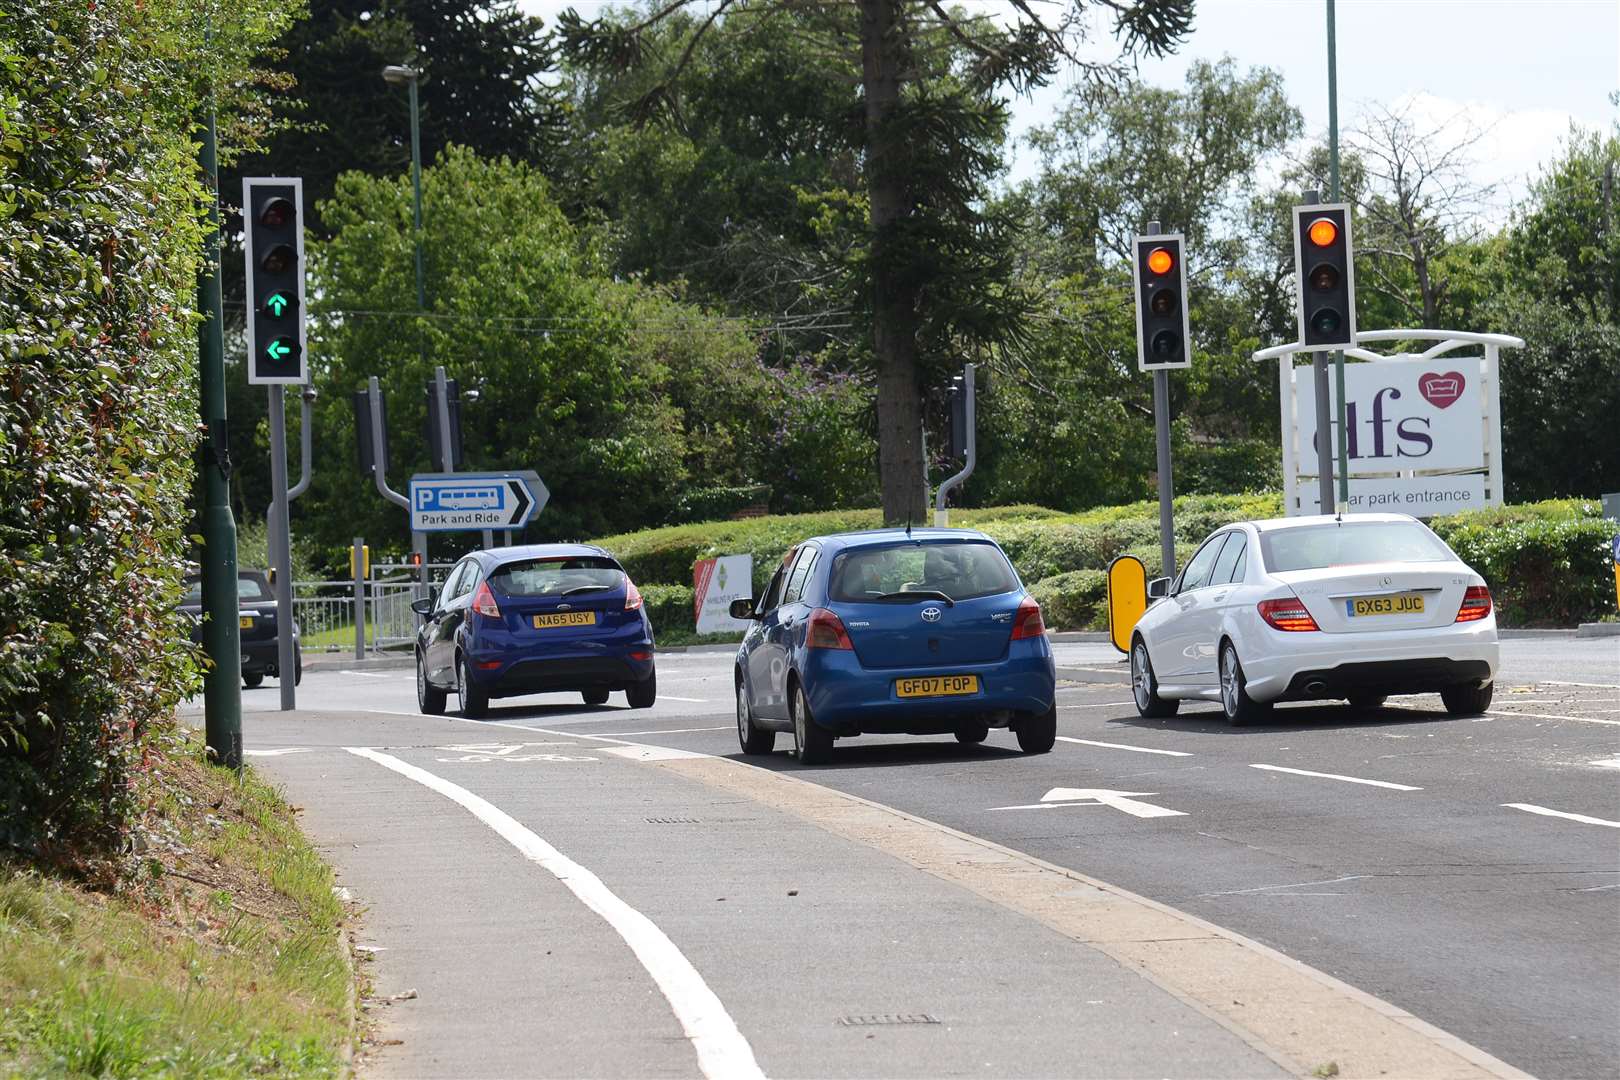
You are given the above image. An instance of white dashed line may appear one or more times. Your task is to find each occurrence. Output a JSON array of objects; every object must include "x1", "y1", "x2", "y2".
[
  {"x1": 1502, "y1": 803, "x2": 1620, "y2": 829},
  {"x1": 1249, "y1": 764, "x2": 1421, "y2": 791},
  {"x1": 1057, "y1": 737, "x2": 1193, "y2": 757},
  {"x1": 595, "y1": 727, "x2": 731, "y2": 737},
  {"x1": 344, "y1": 747, "x2": 763, "y2": 1078},
  {"x1": 1487, "y1": 710, "x2": 1620, "y2": 726}
]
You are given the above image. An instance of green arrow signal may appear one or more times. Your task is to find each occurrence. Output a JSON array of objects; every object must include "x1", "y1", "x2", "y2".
[
  {"x1": 265, "y1": 292, "x2": 290, "y2": 317},
  {"x1": 265, "y1": 339, "x2": 294, "y2": 363}
]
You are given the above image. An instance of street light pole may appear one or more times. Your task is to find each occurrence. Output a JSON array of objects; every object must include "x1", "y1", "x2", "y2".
[
  {"x1": 407, "y1": 74, "x2": 425, "y2": 313},
  {"x1": 1327, "y1": 0, "x2": 1350, "y2": 509}
]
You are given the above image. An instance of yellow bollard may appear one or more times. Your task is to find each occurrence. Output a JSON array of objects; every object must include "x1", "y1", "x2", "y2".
[{"x1": 1106, "y1": 555, "x2": 1148, "y2": 655}]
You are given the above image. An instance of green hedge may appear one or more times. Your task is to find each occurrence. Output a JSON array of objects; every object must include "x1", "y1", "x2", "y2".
[{"x1": 592, "y1": 494, "x2": 1616, "y2": 631}]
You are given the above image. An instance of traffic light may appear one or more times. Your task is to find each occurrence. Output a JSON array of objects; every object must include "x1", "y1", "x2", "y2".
[
  {"x1": 242, "y1": 178, "x2": 307, "y2": 385},
  {"x1": 1132, "y1": 233, "x2": 1190, "y2": 371},
  {"x1": 352, "y1": 386, "x2": 390, "y2": 478},
  {"x1": 423, "y1": 378, "x2": 465, "y2": 472},
  {"x1": 946, "y1": 375, "x2": 967, "y2": 461},
  {"x1": 1292, "y1": 202, "x2": 1356, "y2": 349}
]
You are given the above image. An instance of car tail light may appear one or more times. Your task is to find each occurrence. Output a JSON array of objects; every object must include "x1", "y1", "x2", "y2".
[
  {"x1": 1010, "y1": 596, "x2": 1046, "y2": 640},
  {"x1": 629, "y1": 650, "x2": 653, "y2": 662},
  {"x1": 1455, "y1": 584, "x2": 1492, "y2": 622},
  {"x1": 476, "y1": 659, "x2": 501, "y2": 670},
  {"x1": 1258, "y1": 596, "x2": 1319, "y2": 632},
  {"x1": 624, "y1": 578, "x2": 644, "y2": 611},
  {"x1": 471, "y1": 581, "x2": 502, "y2": 620},
  {"x1": 805, "y1": 607, "x2": 853, "y2": 650}
]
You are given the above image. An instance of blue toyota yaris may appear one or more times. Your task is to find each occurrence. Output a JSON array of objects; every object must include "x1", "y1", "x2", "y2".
[
  {"x1": 729, "y1": 528, "x2": 1056, "y2": 763},
  {"x1": 413, "y1": 544, "x2": 656, "y2": 718}
]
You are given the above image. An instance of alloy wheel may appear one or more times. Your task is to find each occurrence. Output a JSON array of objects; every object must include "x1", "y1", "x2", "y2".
[
  {"x1": 1221, "y1": 648, "x2": 1240, "y2": 716},
  {"x1": 1132, "y1": 643, "x2": 1153, "y2": 710}
]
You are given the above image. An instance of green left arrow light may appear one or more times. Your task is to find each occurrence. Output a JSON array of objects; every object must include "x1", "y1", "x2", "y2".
[
  {"x1": 265, "y1": 338, "x2": 299, "y2": 364},
  {"x1": 265, "y1": 291, "x2": 291, "y2": 317}
]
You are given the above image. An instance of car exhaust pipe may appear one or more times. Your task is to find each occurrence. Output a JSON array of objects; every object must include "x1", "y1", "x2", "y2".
[{"x1": 1303, "y1": 680, "x2": 1328, "y2": 697}]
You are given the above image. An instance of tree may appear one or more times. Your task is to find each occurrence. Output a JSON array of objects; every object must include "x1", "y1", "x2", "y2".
[
  {"x1": 1347, "y1": 100, "x2": 1499, "y2": 328},
  {"x1": 560, "y1": 0, "x2": 1193, "y2": 524}
]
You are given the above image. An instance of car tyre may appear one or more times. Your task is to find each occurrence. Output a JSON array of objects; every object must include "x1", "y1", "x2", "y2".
[
  {"x1": 417, "y1": 651, "x2": 447, "y2": 715},
  {"x1": 242, "y1": 672, "x2": 263, "y2": 689},
  {"x1": 1441, "y1": 682, "x2": 1493, "y2": 717},
  {"x1": 1131, "y1": 639, "x2": 1179, "y2": 718},
  {"x1": 791, "y1": 683, "x2": 833, "y2": 765},
  {"x1": 458, "y1": 655, "x2": 489, "y2": 719},
  {"x1": 1219, "y1": 642, "x2": 1271, "y2": 726},
  {"x1": 1015, "y1": 704, "x2": 1057, "y2": 754},
  {"x1": 582, "y1": 689, "x2": 611, "y2": 706},
  {"x1": 736, "y1": 677, "x2": 775, "y2": 755},
  {"x1": 626, "y1": 669, "x2": 657, "y2": 709},
  {"x1": 294, "y1": 647, "x2": 303, "y2": 687},
  {"x1": 1347, "y1": 692, "x2": 1387, "y2": 711},
  {"x1": 955, "y1": 723, "x2": 989, "y2": 745}
]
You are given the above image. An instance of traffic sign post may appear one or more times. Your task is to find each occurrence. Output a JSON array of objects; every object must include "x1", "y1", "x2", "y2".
[
  {"x1": 409, "y1": 472, "x2": 548, "y2": 532},
  {"x1": 1136, "y1": 222, "x2": 1183, "y2": 579}
]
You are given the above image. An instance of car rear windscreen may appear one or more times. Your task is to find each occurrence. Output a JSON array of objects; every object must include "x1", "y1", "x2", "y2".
[
  {"x1": 181, "y1": 576, "x2": 271, "y2": 604},
  {"x1": 1259, "y1": 522, "x2": 1455, "y2": 572},
  {"x1": 489, "y1": 556, "x2": 623, "y2": 597},
  {"x1": 829, "y1": 541, "x2": 1018, "y2": 603}
]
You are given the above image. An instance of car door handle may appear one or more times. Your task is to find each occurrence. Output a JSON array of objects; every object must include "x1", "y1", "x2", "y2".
[{"x1": 1211, "y1": 592, "x2": 1228, "y2": 602}]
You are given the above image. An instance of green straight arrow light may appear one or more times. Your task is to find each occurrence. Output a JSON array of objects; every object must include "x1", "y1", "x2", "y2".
[{"x1": 265, "y1": 292, "x2": 289, "y2": 317}]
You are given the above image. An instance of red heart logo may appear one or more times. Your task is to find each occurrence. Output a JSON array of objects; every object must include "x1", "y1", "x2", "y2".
[{"x1": 1418, "y1": 370, "x2": 1466, "y2": 409}]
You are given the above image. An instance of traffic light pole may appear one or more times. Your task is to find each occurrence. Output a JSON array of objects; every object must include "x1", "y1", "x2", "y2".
[
  {"x1": 1153, "y1": 367, "x2": 1176, "y2": 579},
  {"x1": 933, "y1": 363, "x2": 975, "y2": 527},
  {"x1": 1327, "y1": 0, "x2": 1349, "y2": 508},
  {"x1": 197, "y1": 106, "x2": 242, "y2": 770},
  {"x1": 267, "y1": 386, "x2": 296, "y2": 710},
  {"x1": 1313, "y1": 354, "x2": 1336, "y2": 513}
]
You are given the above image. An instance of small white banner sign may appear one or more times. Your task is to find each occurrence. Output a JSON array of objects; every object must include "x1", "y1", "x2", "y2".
[
  {"x1": 693, "y1": 555, "x2": 754, "y2": 635},
  {"x1": 1292, "y1": 473, "x2": 1488, "y2": 517}
]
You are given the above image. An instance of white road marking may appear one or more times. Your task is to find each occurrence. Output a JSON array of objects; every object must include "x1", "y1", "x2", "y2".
[
  {"x1": 1537, "y1": 680, "x2": 1620, "y2": 690},
  {"x1": 596, "y1": 727, "x2": 731, "y2": 737},
  {"x1": 344, "y1": 748, "x2": 764, "y2": 1079},
  {"x1": 1502, "y1": 803, "x2": 1620, "y2": 829},
  {"x1": 340, "y1": 670, "x2": 394, "y2": 679},
  {"x1": 1199, "y1": 874, "x2": 1370, "y2": 898},
  {"x1": 1056, "y1": 736, "x2": 1192, "y2": 757},
  {"x1": 1249, "y1": 764, "x2": 1421, "y2": 791},
  {"x1": 243, "y1": 747, "x2": 312, "y2": 757},
  {"x1": 990, "y1": 788, "x2": 1187, "y2": 818},
  {"x1": 1593, "y1": 758, "x2": 1620, "y2": 770},
  {"x1": 1057, "y1": 701, "x2": 1138, "y2": 709},
  {"x1": 604, "y1": 745, "x2": 709, "y2": 762},
  {"x1": 658, "y1": 695, "x2": 711, "y2": 703},
  {"x1": 1575, "y1": 883, "x2": 1620, "y2": 892},
  {"x1": 1487, "y1": 709, "x2": 1620, "y2": 726}
]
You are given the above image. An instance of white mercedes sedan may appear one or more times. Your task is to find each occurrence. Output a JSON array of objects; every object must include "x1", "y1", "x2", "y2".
[{"x1": 1129, "y1": 513, "x2": 1498, "y2": 724}]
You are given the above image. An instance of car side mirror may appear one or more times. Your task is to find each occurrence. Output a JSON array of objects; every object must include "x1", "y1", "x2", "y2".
[
  {"x1": 410, "y1": 596, "x2": 435, "y2": 616},
  {"x1": 1147, "y1": 577, "x2": 1171, "y2": 600},
  {"x1": 729, "y1": 598, "x2": 757, "y2": 621}
]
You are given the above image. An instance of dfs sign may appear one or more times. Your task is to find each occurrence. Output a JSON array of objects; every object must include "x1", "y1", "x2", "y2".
[{"x1": 1288, "y1": 358, "x2": 1500, "y2": 517}]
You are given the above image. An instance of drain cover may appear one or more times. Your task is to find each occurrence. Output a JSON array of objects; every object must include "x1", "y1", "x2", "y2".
[
  {"x1": 836, "y1": 1014, "x2": 940, "y2": 1027},
  {"x1": 645, "y1": 816, "x2": 701, "y2": 824}
]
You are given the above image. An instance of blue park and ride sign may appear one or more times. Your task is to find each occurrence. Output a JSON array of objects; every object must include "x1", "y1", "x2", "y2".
[{"x1": 408, "y1": 472, "x2": 549, "y2": 532}]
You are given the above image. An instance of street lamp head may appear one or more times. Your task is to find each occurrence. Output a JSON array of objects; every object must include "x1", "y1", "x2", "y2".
[{"x1": 381, "y1": 64, "x2": 421, "y2": 85}]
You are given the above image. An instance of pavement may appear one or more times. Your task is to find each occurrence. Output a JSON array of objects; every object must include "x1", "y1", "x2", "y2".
[{"x1": 182, "y1": 636, "x2": 1620, "y2": 1080}]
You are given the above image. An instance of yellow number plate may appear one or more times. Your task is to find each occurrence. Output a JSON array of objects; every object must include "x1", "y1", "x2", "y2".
[
  {"x1": 239, "y1": 615, "x2": 253, "y2": 628},
  {"x1": 895, "y1": 674, "x2": 979, "y2": 698},
  {"x1": 532, "y1": 611, "x2": 597, "y2": 629},
  {"x1": 1348, "y1": 593, "x2": 1425, "y2": 617}
]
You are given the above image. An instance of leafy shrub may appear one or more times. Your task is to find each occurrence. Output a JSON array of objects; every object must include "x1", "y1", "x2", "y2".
[
  {"x1": 641, "y1": 584, "x2": 696, "y2": 641},
  {"x1": 1027, "y1": 570, "x2": 1108, "y2": 631},
  {"x1": 1430, "y1": 500, "x2": 1615, "y2": 627},
  {"x1": 672, "y1": 484, "x2": 771, "y2": 524}
]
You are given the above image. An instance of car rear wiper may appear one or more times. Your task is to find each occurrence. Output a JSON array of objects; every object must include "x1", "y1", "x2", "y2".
[
  {"x1": 559, "y1": 584, "x2": 613, "y2": 597},
  {"x1": 870, "y1": 590, "x2": 954, "y2": 607}
]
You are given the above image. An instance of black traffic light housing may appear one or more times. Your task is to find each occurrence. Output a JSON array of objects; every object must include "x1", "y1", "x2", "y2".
[
  {"x1": 242, "y1": 178, "x2": 307, "y2": 385},
  {"x1": 423, "y1": 378, "x2": 465, "y2": 472},
  {"x1": 946, "y1": 375, "x2": 967, "y2": 461},
  {"x1": 1132, "y1": 233, "x2": 1191, "y2": 371},
  {"x1": 352, "y1": 386, "x2": 390, "y2": 479},
  {"x1": 1292, "y1": 202, "x2": 1356, "y2": 350}
]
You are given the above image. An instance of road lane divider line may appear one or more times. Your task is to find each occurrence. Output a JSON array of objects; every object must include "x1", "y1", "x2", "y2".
[
  {"x1": 595, "y1": 727, "x2": 732, "y2": 737},
  {"x1": 634, "y1": 753, "x2": 1527, "y2": 1080},
  {"x1": 657, "y1": 696, "x2": 711, "y2": 703},
  {"x1": 1056, "y1": 736, "x2": 1193, "y2": 757},
  {"x1": 343, "y1": 747, "x2": 764, "y2": 1080},
  {"x1": 1502, "y1": 802, "x2": 1620, "y2": 829},
  {"x1": 1536, "y1": 680, "x2": 1620, "y2": 690},
  {"x1": 1249, "y1": 764, "x2": 1421, "y2": 791},
  {"x1": 1487, "y1": 709, "x2": 1620, "y2": 726}
]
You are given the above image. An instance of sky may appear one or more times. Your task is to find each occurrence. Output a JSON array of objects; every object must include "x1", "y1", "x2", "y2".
[{"x1": 520, "y1": 0, "x2": 1619, "y2": 217}]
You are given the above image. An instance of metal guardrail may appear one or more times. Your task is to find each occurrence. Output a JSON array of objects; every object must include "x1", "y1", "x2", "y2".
[{"x1": 290, "y1": 562, "x2": 454, "y2": 654}]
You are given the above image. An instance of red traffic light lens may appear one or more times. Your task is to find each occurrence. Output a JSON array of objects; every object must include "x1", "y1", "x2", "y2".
[
  {"x1": 1150, "y1": 288, "x2": 1178, "y2": 315},
  {"x1": 1308, "y1": 263, "x2": 1340, "y2": 291},
  {"x1": 259, "y1": 197, "x2": 295, "y2": 229},
  {"x1": 1146, "y1": 247, "x2": 1174, "y2": 275},
  {"x1": 1308, "y1": 217, "x2": 1338, "y2": 247}
]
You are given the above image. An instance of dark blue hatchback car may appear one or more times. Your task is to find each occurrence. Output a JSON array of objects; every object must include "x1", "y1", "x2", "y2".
[
  {"x1": 730, "y1": 528, "x2": 1056, "y2": 763},
  {"x1": 413, "y1": 544, "x2": 655, "y2": 717}
]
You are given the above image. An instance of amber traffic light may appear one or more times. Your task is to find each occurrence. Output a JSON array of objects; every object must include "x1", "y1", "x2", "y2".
[
  {"x1": 1292, "y1": 203, "x2": 1355, "y2": 350},
  {"x1": 1133, "y1": 233, "x2": 1190, "y2": 372}
]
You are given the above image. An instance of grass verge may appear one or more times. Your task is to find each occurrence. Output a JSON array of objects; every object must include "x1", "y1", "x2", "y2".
[{"x1": 0, "y1": 726, "x2": 355, "y2": 1078}]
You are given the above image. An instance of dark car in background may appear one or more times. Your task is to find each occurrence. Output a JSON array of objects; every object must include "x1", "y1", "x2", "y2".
[
  {"x1": 413, "y1": 544, "x2": 657, "y2": 718},
  {"x1": 180, "y1": 570, "x2": 301, "y2": 688}
]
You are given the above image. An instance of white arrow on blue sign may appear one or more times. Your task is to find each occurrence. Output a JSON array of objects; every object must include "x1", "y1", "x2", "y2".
[{"x1": 408, "y1": 471, "x2": 549, "y2": 532}]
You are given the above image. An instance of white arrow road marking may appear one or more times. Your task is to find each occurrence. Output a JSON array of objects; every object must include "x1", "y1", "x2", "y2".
[
  {"x1": 1503, "y1": 803, "x2": 1620, "y2": 829},
  {"x1": 243, "y1": 747, "x2": 312, "y2": 757},
  {"x1": 1056, "y1": 737, "x2": 1193, "y2": 757},
  {"x1": 345, "y1": 748, "x2": 764, "y2": 1080},
  {"x1": 989, "y1": 788, "x2": 1187, "y2": 818},
  {"x1": 1593, "y1": 758, "x2": 1620, "y2": 770},
  {"x1": 1250, "y1": 764, "x2": 1421, "y2": 791}
]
